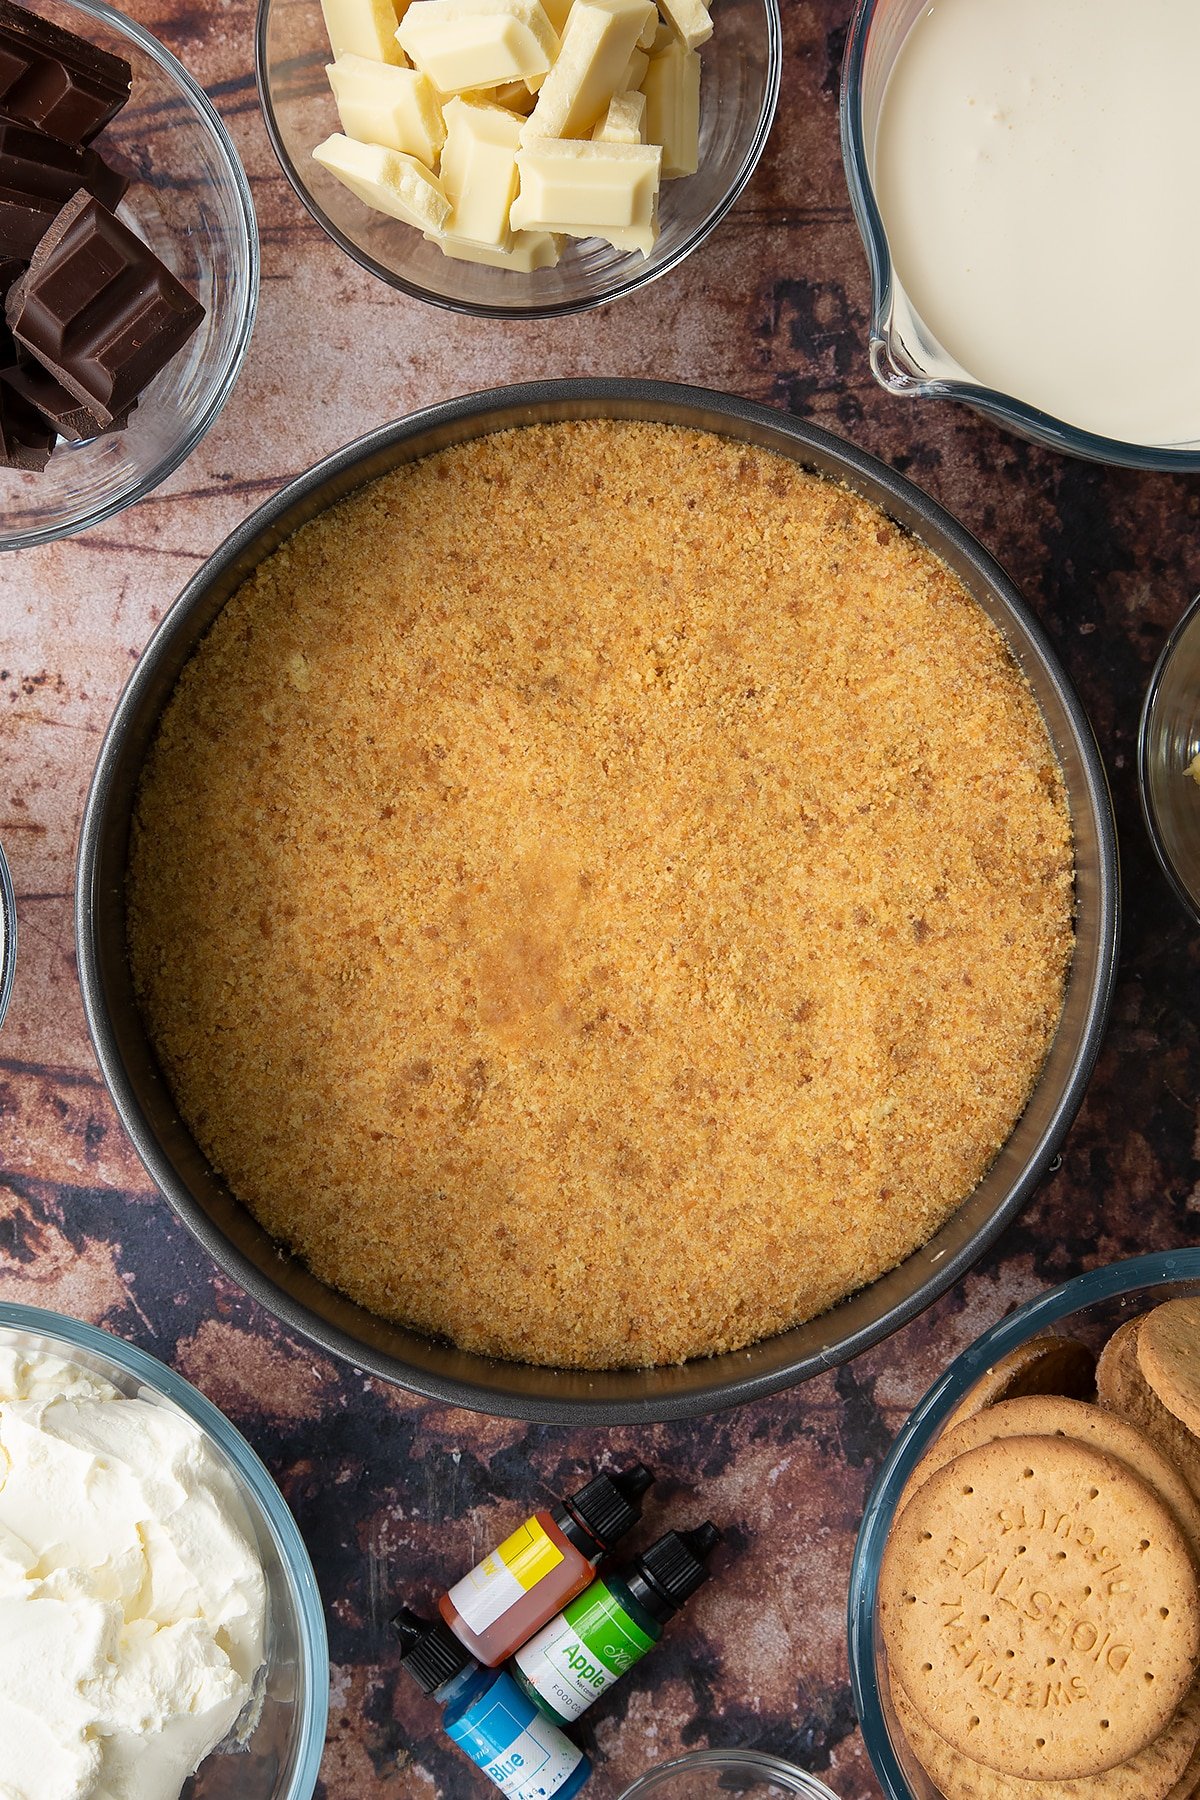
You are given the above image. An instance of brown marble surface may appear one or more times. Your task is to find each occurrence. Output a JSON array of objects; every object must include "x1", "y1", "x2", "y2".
[{"x1": 2, "y1": 2, "x2": 1200, "y2": 1796}]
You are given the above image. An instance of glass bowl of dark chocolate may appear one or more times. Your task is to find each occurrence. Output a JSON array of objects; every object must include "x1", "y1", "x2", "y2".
[{"x1": 0, "y1": 0, "x2": 258, "y2": 551}]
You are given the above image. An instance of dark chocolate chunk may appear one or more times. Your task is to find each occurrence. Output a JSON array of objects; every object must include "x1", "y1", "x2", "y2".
[
  {"x1": 0, "y1": 248, "x2": 19, "y2": 363},
  {"x1": 7, "y1": 189, "x2": 205, "y2": 429},
  {"x1": 2, "y1": 354, "x2": 94, "y2": 437},
  {"x1": 0, "y1": 1, "x2": 131, "y2": 145},
  {"x1": 1, "y1": 349, "x2": 137, "y2": 439},
  {"x1": 0, "y1": 364, "x2": 52, "y2": 467},
  {"x1": 0, "y1": 116, "x2": 128, "y2": 257},
  {"x1": 0, "y1": 245, "x2": 19, "y2": 307}
]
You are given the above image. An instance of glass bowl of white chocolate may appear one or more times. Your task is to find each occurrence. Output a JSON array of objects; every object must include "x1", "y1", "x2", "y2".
[
  {"x1": 0, "y1": 1304, "x2": 329, "y2": 1800},
  {"x1": 255, "y1": 0, "x2": 781, "y2": 314}
]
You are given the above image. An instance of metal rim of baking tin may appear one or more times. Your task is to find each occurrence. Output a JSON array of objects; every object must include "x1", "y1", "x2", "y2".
[
  {"x1": 252, "y1": 0, "x2": 782, "y2": 321},
  {"x1": 1138, "y1": 589, "x2": 1200, "y2": 927},
  {"x1": 0, "y1": 841, "x2": 15, "y2": 1032},
  {"x1": 75, "y1": 379, "x2": 1121, "y2": 1425}
]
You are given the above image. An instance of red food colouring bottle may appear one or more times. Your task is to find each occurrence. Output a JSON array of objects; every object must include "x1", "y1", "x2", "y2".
[{"x1": 438, "y1": 1464, "x2": 655, "y2": 1667}]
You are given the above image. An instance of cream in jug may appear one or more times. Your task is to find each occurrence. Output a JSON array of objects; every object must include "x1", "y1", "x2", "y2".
[{"x1": 873, "y1": 0, "x2": 1200, "y2": 447}]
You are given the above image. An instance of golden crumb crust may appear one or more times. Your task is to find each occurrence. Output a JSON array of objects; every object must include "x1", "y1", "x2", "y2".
[{"x1": 127, "y1": 422, "x2": 1074, "y2": 1369}]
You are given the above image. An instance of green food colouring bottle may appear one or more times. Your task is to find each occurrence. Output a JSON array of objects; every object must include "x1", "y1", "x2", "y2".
[{"x1": 510, "y1": 1522, "x2": 722, "y2": 1726}]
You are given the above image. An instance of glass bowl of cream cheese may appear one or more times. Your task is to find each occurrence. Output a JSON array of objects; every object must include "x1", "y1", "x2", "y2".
[
  {"x1": 0, "y1": 1304, "x2": 328, "y2": 1800},
  {"x1": 841, "y1": 0, "x2": 1200, "y2": 470}
]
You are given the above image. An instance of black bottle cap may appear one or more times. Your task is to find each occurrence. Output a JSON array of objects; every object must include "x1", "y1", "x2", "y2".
[
  {"x1": 633, "y1": 1522, "x2": 723, "y2": 1620},
  {"x1": 391, "y1": 1606, "x2": 473, "y2": 1695},
  {"x1": 564, "y1": 1462, "x2": 655, "y2": 1554}
]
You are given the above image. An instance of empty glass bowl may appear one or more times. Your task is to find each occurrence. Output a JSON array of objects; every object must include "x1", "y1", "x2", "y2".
[
  {"x1": 0, "y1": 0, "x2": 259, "y2": 552},
  {"x1": 255, "y1": 0, "x2": 780, "y2": 317},
  {"x1": 839, "y1": 0, "x2": 1200, "y2": 471},
  {"x1": 1140, "y1": 592, "x2": 1200, "y2": 925},
  {"x1": 0, "y1": 841, "x2": 14, "y2": 1032},
  {"x1": 848, "y1": 1251, "x2": 1200, "y2": 1799},
  {"x1": 618, "y1": 1749, "x2": 840, "y2": 1798},
  {"x1": 0, "y1": 1303, "x2": 329, "y2": 1799}
]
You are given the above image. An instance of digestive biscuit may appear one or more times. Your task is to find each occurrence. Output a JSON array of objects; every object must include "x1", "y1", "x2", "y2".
[
  {"x1": 899, "y1": 1396, "x2": 1200, "y2": 1563},
  {"x1": 891, "y1": 1668, "x2": 1200, "y2": 1800},
  {"x1": 879, "y1": 1434, "x2": 1200, "y2": 1780},
  {"x1": 944, "y1": 1338, "x2": 1097, "y2": 1434},
  {"x1": 1139, "y1": 1301, "x2": 1200, "y2": 1442},
  {"x1": 1099, "y1": 1320, "x2": 1200, "y2": 1503}
]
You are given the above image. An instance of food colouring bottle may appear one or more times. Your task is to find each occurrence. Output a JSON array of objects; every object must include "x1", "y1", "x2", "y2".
[
  {"x1": 393, "y1": 1607, "x2": 591, "y2": 1800},
  {"x1": 439, "y1": 1463, "x2": 655, "y2": 1666},
  {"x1": 511, "y1": 1522, "x2": 722, "y2": 1726}
]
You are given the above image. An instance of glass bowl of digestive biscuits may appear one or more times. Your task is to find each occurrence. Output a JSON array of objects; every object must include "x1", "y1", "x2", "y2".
[
  {"x1": 0, "y1": 0, "x2": 258, "y2": 551},
  {"x1": 255, "y1": 0, "x2": 780, "y2": 316},
  {"x1": 78, "y1": 379, "x2": 1118, "y2": 1424},
  {"x1": 850, "y1": 1250, "x2": 1200, "y2": 1800}
]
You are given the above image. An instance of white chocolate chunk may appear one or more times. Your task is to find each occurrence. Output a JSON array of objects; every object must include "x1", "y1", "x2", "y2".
[
  {"x1": 320, "y1": 0, "x2": 408, "y2": 63},
  {"x1": 642, "y1": 37, "x2": 698, "y2": 174},
  {"x1": 397, "y1": 0, "x2": 558, "y2": 93},
  {"x1": 592, "y1": 89, "x2": 645, "y2": 141},
  {"x1": 326, "y1": 55, "x2": 447, "y2": 161},
  {"x1": 657, "y1": 0, "x2": 710, "y2": 48},
  {"x1": 312, "y1": 133, "x2": 450, "y2": 230},
  {"x1": 623, "y1": 46, "x2": 649, "y2": 88},
  {"x1": 636, "y1": 7, "x2": 659, "y2": 46},
  {"x1": 440, "y1": 97, "x2": 523, "y2": 244},
  {"x1": 600, "y1": 199, "x2": 658, "y2": 252},
  {"x1": 486, "y1": 77, "x2": 538, "y2": 111},
  {"x1": 512, "y1": 137, "x2": 660, "y2": 250},
  {"x1": 521, "y1": 0, "x2": 655, "y2": 140},
  {"x1": 424, "y1": 225, "x2": 561, "y2": 266}
]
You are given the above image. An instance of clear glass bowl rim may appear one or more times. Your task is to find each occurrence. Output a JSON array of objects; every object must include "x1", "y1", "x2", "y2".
[
  {"x1": 0, "y1": 0, "x2": 260, "y2": 553},
  {"x1": 253, "y1": 0, "x2": 782, "y2": 320},
  {"x1": 0, "y1": 1300, "x2": 330, "y2": 1799},
  {"x1": 1138, "y1": 589, "x2": 1200, "y2": 928},
  {"x1": 848, "y1": 1248, "x2": 1200, "y2": 1800},
  {"x1": 838, "y1": 0, "x2": 1200, "y2": 472},
  {"x1": 0, "y1": 840, "x2": 14, "y2": 1033},
  {"x1": 617, "y1": 1746, "x2": 841, "y2": 1797}
]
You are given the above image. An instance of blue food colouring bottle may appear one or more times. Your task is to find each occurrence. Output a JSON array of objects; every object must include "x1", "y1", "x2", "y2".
[{"x1": 393, "y1": 1607, "x2": 591, "y2": 1800}]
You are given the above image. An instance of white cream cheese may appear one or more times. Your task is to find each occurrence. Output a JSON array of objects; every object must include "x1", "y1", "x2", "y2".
[
  {"x1": 873, "y1": 0, "x2": 1200, "y2": 447},
  {"x1": 0, "y1": 1348, "x2": 268, "y2": 1800}
]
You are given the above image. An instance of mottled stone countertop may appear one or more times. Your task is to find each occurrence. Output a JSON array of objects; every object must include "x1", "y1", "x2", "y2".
[{"x1": 2, "y1": 2, "x2": 1199, "y2": 1795}]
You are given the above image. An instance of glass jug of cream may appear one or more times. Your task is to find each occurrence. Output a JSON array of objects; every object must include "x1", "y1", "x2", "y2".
[{"x1": 842, "y1": 0, "x2": 1200, "y2": 466}]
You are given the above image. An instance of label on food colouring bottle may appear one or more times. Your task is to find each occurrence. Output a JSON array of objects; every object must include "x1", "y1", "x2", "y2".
[
  {"x1": 515, "y1": 1586, "x2": 656, "y2": 1721},
  {"x1": 448, "y1": 1516, "x2": 566, "y2": 1633},
  {"x1": 446, "y1": 1674, "x2": 586, "y2": 1798}
]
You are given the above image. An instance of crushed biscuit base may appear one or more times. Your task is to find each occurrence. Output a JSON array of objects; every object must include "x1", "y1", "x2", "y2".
[{"x1": 127, "y1": 422, "x2": 1074, "y2": 1369}]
